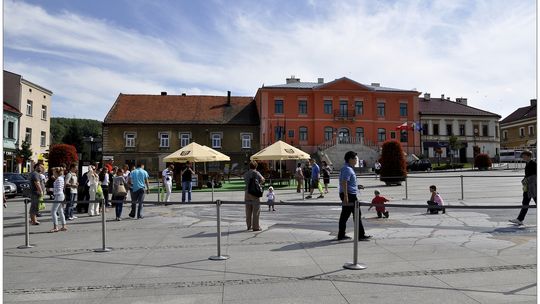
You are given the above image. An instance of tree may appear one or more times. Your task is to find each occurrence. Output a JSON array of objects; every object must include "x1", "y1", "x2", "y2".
[
  {"x1": 448, "y1": 135, "x2": 463, "y2": 164},
  {"x1": 48, "y1": 144, "x2": 79, "y2": 167},
  {"x1": 51, "y1": 118, "x2": 102, "y2": 151},
  {"x1": 379, "y1": 140, "x2": 407, "y2": 186},
  {"x1": 15, "y1": 140, "x2": 33, "y2": 165}
]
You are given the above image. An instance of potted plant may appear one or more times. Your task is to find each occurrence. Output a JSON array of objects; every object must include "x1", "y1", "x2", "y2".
[
  {"x1": 474, "y1": 153, "x2": 492, "y2": 170},
  {"x1": 379, "y1": 140, "x2": 407, "y2": 186}
]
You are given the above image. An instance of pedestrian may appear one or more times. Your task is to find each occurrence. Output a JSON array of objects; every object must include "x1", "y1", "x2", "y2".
[
  {"x1": 267, "y1": 186, "x2": 276, "y2": 212},
  {"x1": 374, "y1": 160, "x2": 381, "y2": 179},
  {"x1": 321, "y1": 161, "x2": 331, "y2": 194},
  {"x1": 128, "y1": 162, "x2": 150, "y2": 219},
  {"x1": 122, "y1": 164, "x2": 131, "y2": 200},
  {"x1": 244, "y1": 160, "x2": 265, "y2": 231},
  {"x1": 64, "y1": 164, "x2": 79, "y2": 220},
  {"x1": 112, "y1": 168, "x2": 128, "y2": 221},
  {"x1": 162, "y1": 164, "x2": 174, "y2": 203},
  {"x1": 337, "y1": 151, "x2": 371, "y2": 241},
  {"x1": 303, "y1": 161, "x2": 311, "y2": 192},
  {"x1": 306, "y1": 159, "x2": 324, "y2": 199},
  {"x1": 87, "y1": 166, "x2": 100, "y2": 216},
  {"x1": 181, "y1": 161, "x2": 195, "y2": 203},
  {"x1": 77, "y1": 169, "x2": 90, "y2": 214},
  {"x1": 510, "y1": 150, "x2": 537, "y2": 225},
  {"x1": 294, "y1": 163, "x2": 304, "y2": 193},
  {"x1": 368, "y1": 189, "x2": 390, "y2": 218},
  {"x1": 29, "y1": 163, "x2": 44, "y2": 225},
  {"x1": 50, "y1": 167, "x2": 67, "y2": 233},
  {"x1": 99, "y1": 167, "x2": 111, "y2": 207},
  {"x1": 426, "y1": 185, "x2": 445, "y2": 214}
]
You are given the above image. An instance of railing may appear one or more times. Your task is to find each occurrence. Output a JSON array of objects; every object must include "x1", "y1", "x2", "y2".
[
  {"x1": 333, "y1": 110, "x2": 356, "y2": 121},
  {"x1": 317, "y1": 136, "x2": 378, "y2": 151}
]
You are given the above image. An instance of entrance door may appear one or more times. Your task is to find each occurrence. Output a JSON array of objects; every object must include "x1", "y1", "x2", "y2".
[
  {"x1": 459, "y1": 147, "x2": 467, "y2": 163},
  {"x1": 338, "y1": 128, "x2": 350, "y2": 143}
]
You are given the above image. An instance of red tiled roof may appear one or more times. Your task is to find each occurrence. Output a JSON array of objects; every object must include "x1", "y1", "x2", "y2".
[
  {"x1": 3, "y1": 102, "x2": 21, "y2": 115},
  {"x1": 419, "y1": 98, "x2": 500, "y2": 117},
  {"x1": 104, "y1": 94, "x2": 259, "y2": 125},
  {"x1": 500, "y1": 105, "x2": 537, "y2": 124}
]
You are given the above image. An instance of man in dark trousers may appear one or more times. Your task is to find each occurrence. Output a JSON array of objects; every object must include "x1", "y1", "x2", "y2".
[
  {"x1": 76, "y1": 169, "x2": 90, "y2": 213},
  {"x1": 337, "y1": 151, "x2": 371, "y2": 241},
  {"x1": 509, "y1": 150, "x2": 537, "y2": 225}
]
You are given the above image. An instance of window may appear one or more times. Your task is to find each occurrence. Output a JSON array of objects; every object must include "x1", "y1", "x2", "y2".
[
  {"x1": 502, "y1": 130, "x2": 508, "y2": 140},
  {"x1": 356, "y1": 127, "x2": 364, "y2": 140},
  {"x1": 482, "y1": 125, "x2": 488, "y2": 136},
  {"x1": 275, "y1": 126, "x2": 284, "y2": 140},
  {"x1": 275, "y1": 100, "x2": 284, "y2": 114},
  {"x1": 211, "y1": 133, "x2": 222, "y2": 148},
  {"x1": 399, "y1": 103, "x2": 408, "y2": 116},
  {"x1": 433, "y1": 124, "x2": 439, "y2": 135},
  {"x1": 241, "y1": 133, "x2": 252, "y2": 148},
  {"x1": 299, "y1": 127, "x2": 308, "y2": 141},
  {"x1": 339, "y1": 100, "x2": 348, "y2": 116},
  {"x1": 25, "y1": 128, "x2": 32, "y2": 143},
  {"x1": 422, "y1": 124, "x2": 428, "y2": 136},
  {"x1": 298, "y1": 100, "x2": 307, "y2": 114},
  {"x1": 323, "y1": 100, "x2": 332, "y2": 114},
  {"x1": 519, "y1": 127, "x2": 525, "y2": 137},
  {"x1": 179, "y1": 133, "x2": 190, "y2": 147},
  {"x1": 125, "y1": 133, "x2": 136, "y2": 147},
  {"x1": 390, "y1": 131, "x2": 396, "y2": 139},
  {"x1": 528, "y1": 125, "x2": 534, "y2": 136},
  {"x1": 159, "y1": 132, "x2": 170, "y2": 148},
  {"x1": 26, "y1": 100, "x2": 33, "y2": 116},
  {"x1": 377, "y1": 102, "x2": 385, "y2": 116},
  {"x1": 459, "y1": 124, "x2": 465, "y2": 136},
  {"x1": 288, "y1": 130, "x2": 294, "y2": 138},
  {"x1": 7, "y1": 121, "x2": 14, "y2": 139},
  {"x1": 40, "y1": 131, "x2": 46, "y2": 147},
  {"x1": 377, "y1": 128, "x2": 386, "y2": 142},
  {"x1": 446, "y1": 124, "x2": 453, "y2": 136},
  {"x1": 400, "y1": 130, "x2": 408, "y2": 143},
  {"x1": 324, "y1": 127, "x2": 333, "y2": 141},
  {"x1": 41, "y1": 105, "x2": 47, "y2": 120},
  {"x1": 355, "y1": 101, "x2": 363, "y2": 115}
]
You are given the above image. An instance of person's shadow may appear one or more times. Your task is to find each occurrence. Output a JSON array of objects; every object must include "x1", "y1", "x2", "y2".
[{"x1": 271, "y1": 238, "x2": 344, "y2": 251}]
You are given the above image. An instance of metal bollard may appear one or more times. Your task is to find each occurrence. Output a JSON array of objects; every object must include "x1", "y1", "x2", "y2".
[
  {"x1": 460, "y1": 175, "x2": 464, "y2": 200},
  {"x1": 157, "y1": 178, "x2": 161, "y2": 203},
  {"x1": 17, "y1": 199, "x2": 34, "y2": 249},
  {"x1": 343, "y1": 199, "x2": 367, "y2": 270},
  {"x1": 209, "y1": 200, "x2": 229, "y2": 260},
  {"x1": 404, "y1": 177, "x2": 408, "y2": 200},
  {"x1": 94, "y1": 201, "x2": 112, "y2": 252}
]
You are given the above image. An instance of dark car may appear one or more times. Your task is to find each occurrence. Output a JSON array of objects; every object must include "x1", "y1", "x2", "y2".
[
  {"x1": 4, "y1": 181, "x2": 17, "y2": 198},
  {"x1": 407, "y1": 159, "x2": 432, "y2": 171},
  {"x1": 3, "y1": 173, "x2": 31, "y2": 195}
]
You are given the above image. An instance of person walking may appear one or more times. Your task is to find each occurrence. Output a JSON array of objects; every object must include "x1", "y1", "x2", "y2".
[
  {"x1": 29, "y1": 163, "x2": 44, "y2": 225},
  {"x1": 50, "y1": 167, "x2": 67, "y2": 232},
  {"x1": 77, "y1": 169, "x2": 90, "y2": 214},
  {"x1": 337, "y1": 151, "x2": 371, "y2": 241},
  {"x1": 369, "y1": 189, "x2": 390, "y2": 218},
  {"x1": 306, "y1": 159, "x2": 324, "y2": 199},
  {"x1": 321, "y1": 161, "x2": 331, "y2": 194},
  {"x1": 303, "y1": 161, "x2": 311, "y2": 192},
  {"x1": 162, "y1": 164, "x2": 174, "y2": 203},
  {"x1": 181, "y1": 162, "x2": 195, "y2": 203},
  {"x1": 128, "y1": 162, "x2": 150, "y2": 219},
  {"x1": 374, "y1": 160, "x2": 381, "y2": 179},
  {"x1": 99, "y1": 167, "x2": 111, "y2": 208},
  {"x1": 112, "y1": 168, "x2": 128, "y2": 221},
  {"x1": 510, "y1": 150, "x2": 537, "y2": 225},
  {"x1": 294, "y1": 163, "x2": 304, "y2": 193},
  {"x1": 64, "y1": 164, "x2": 79, "y2": 220},
  {"x1": 87, "y1": 166, "x2": 100, "y2": 216},
  {"x1": 244, "y1": 161, "x2": 265, "y2": 231}
]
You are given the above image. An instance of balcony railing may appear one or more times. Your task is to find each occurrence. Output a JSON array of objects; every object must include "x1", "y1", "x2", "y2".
[{"x1": 333, "y1": 110, "x2": 356, "y2": 121}]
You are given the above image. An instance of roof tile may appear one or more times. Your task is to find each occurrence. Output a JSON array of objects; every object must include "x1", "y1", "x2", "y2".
[{"x1": 419, "y1": 98, "x2": 500, "y2": 117}]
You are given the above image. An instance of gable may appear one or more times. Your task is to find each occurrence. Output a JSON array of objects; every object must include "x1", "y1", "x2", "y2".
[{"x1": 314, "y1": 77, "x2": 371, "y2": 91}]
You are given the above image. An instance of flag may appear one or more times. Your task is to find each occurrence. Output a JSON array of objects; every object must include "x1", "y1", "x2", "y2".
[
  {"x1": 410, "y1": 122, "x2": 416, "y2": 131},
  {"x1": 396, "y1": 122, "x2": 408, "y2": 130},
  {"x1": 416, "y1": 121, "x2": 423, "y2": 132}
]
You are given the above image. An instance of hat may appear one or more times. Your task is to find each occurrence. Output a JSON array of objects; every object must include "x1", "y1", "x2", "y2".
[{"x1": 268, "y1": 186, "x2": 274, "y2": 191}]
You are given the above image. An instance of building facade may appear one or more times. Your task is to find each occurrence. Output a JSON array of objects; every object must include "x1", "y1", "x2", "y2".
[
  {"x1": 103, "y1": 92, "x2": 260, "y2": 175},
  {"x1": 3, "y1": 70, "x2": 52, "y2": 171},
  {"x1": 418, "y1": 94, "x2": 501, "y2": 161},
  {"x1": 3, "y1": 103, "x2": 22, "y2": 172},
  {"x1": 254, "y1": 76, "x2": 421, "y2": 153},
  {"x1": 500, "y1": 99, "x2": 536, "y2": 149}
]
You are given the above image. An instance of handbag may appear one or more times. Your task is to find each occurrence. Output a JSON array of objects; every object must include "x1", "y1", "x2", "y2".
[
  {"x1": 247, "y1": 176, "x2": 263, "y2": 198},
  {"x1": 96, "y1": 184, "x2": 104, "y2": 200},
  {"x1": 38, "y1": 196, "x2": 46, "y2": 211},
  {"x1": 114, "y1": 181, "x2": 128, "y2": 197},
  {"x1": 521, "y1": 177, "x2": 528, "y2": 193}
]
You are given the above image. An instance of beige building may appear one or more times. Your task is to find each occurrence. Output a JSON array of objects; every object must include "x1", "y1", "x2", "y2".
[
  {"x1": 500, "y1": 99, "x2": 537, "y2": 149},
  {"x1": 4, "y1": 70, "x2": 52, "y2": 171}
]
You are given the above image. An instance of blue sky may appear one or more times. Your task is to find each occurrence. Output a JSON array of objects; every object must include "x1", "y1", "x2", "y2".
[{"x1": 4, "y1": 0, "x2": 537, "y2": 121}]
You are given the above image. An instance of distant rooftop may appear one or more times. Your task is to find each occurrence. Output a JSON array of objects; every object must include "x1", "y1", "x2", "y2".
[
  {"x1": 500, "y1": 99, "x2": 537, "y2": 125},
  {"x1": 419, "y1": 95, "x2": 500, "y2": 118},
  {"x1": 263, "y1": 76, "x2": 418, "y2": 92}
]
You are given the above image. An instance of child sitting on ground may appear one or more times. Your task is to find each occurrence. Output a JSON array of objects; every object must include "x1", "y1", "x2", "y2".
[
  {"x1": 267, "y1": 186, "x2": 276, "y2": 212},
  {"x1": 427, "y1": 185, "x2": 445, "y2": 214},
  {"x1": 369, "y1": 189, "x2": 389, "y2": 218}
]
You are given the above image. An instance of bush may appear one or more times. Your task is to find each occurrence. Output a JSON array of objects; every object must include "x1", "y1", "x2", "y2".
[
  {"x1": 474, "y1": 153, "x2": 492, "y2": 169},
  {"x1": 48, "y1": 144, "x2": 78, "y2": 167},
  {"x1": 379, "y1": 141, "x2": 407, "y2": 185}
]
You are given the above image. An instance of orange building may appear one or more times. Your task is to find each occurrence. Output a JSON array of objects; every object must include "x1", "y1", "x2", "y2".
[{"x1": 254, "y1": 76, "x2": 421, "y2": 153}]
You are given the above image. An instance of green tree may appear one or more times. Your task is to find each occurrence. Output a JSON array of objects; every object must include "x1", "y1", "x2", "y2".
[
  {"x1": 15, "y1": 140, "x2": 33, "y2": 165},
  {"x1": 50, "y1": 118, "x2": 102, "y2": 151},
  {"x1": 448, "y1": 135, "x2": 463, "y2": 164}
]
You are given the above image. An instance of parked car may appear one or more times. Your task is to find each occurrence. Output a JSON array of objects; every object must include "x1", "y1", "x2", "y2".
[
  {"x1": 407, "y1": 159, "x2": 432, "y2": 171},
  {"x1": 4, "y1": 181, "x2": 17, "y2": 198},
  {"x1": 3, "y1": 173, "x2": 30, "y2": 195}
]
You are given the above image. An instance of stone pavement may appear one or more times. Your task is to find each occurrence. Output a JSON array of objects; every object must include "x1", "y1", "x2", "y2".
[{"x1": 3, "y1": 170, "x2": 537, "y2": 303}]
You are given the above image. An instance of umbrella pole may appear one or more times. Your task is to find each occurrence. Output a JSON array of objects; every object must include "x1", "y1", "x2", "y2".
[{"x1": 280, "y1": 160, "x2": 282, "y2": 178}]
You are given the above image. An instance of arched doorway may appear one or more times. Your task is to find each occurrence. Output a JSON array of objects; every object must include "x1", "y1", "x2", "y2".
[{"x1": 338, "y1": 128, "x2": 350, "y2": 143}]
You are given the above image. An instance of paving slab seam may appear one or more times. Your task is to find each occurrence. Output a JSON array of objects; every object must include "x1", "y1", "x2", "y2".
[{"x1": 4, "y1": 264, "x2": 535, "y2": 295}]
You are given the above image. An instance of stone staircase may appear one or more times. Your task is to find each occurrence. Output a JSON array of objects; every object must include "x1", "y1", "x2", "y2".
[{"x1": 315, "y1": 137, "x2": 380, "y2": 171}]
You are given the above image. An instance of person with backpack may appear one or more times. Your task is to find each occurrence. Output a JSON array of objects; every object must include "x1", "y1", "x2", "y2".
[
  {"x1": 112, "y1": 168, "x2": 128, "y2": 221},
  {"x1": 244, "y1": 161, "x2": 265, "y2": 231}
]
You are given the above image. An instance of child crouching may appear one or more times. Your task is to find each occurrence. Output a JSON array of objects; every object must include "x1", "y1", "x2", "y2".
[{"x1": 369, "y1": 189, "x2": 389, "y2": 218}]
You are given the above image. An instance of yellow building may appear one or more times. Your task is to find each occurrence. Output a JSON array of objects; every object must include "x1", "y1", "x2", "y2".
[{"x1": 500, "y1": 99, "x2": 536, "y2": 149}]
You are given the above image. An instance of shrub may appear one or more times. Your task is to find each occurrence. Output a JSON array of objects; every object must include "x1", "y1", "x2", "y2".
[
  {"x1": 474, "y1": 153, "x2": 492, "y2": 169},
  {"x1": 379, "y1": 141, "x2": 407, "y2": 185},
  {"x1": 48, "y1": 144, "x2": 78, "y2": 167}
]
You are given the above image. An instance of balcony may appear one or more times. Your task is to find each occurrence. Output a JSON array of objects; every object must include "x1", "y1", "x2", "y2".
[{"x1": 333, "y1": 110, "x2": 356, "y2": 121}]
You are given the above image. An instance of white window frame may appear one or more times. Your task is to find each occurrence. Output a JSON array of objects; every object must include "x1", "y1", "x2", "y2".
[
  {"x1": 124, "y1": 132, "x2": 136, "y2": 147},
  {"x1": 299, "y1": 126, "x2": 308, "y2": 141},
  {"x1": 40, "y1": 131, "x2": 46, "y2": 147},
  {"x1": 241, "y1": 133, "x2": 252, "y2": 149},
  {"x1": 211, "y1": 133, "x2": 222, "y2": 148},
  {"x1": 25, "y1": 128, "x2": 32, "y2": 143},
  {"x1": 519, "y1": 127, "x2": 525, "y2": 137},
  {"x1": 502, "y1": 130, "x2": 508, "y2": 140},
  {"x1": 528, "y1": 125, "x2": 534, "y2": 136},
  {"x1": 179, "y1": 132, "x2": 191, "y2": 147},
  {"x1": 41, "y1": 105, "x2": 47, "y2": 120},
  {"x1": 159, "y1": 132, "x2": 170, "y2": 148},
  {"x1": 26, "y1": 100, "x2": 33, "y2": 116},
  {"x1": 377, "y1": 101, "x2": 385, "y2": 117}
]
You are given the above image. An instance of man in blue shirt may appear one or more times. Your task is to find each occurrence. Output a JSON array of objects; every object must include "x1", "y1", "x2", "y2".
[
  {"x1": 338, "y1": 151, "x2": 371, "y2": 241},
  {"x1": 128, "y1": 162, "x2": 150, "y2": 219},
  {"x1": 306, "y1": 159, "x2": 324, "y2": 199}
]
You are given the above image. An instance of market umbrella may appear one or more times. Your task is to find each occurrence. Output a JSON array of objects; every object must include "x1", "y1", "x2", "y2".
[
  {"x1": 250, "y1": 140, "x2": 310, "y2": 177},
  {"x1": 163, "y1": 142, "x2": 230, "y2": 163}
]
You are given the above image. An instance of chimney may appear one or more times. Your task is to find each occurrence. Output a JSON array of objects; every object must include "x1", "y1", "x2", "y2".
[
  {"x1": 317, "y1": 78, "x2": 324, "y2": 84},
  {"x1": 531, "y1": 99, "x2": 537, "y2": 106},
  {"x1": 227, "y1": 91, "x2": 231, "y2": 106},
  {"x1": 456, "y1": 98, "x2": 468, "y2": 105},
  {"x1": 424, "y1": 93, "x2": 431, "y2": 100},
  {"x1": 371, "y1": 83, "x2": 380, "y2": 87},
  {"x1": 286, "y1": 75, "x2": 300, "y2": 84},
  {"x1": 441, "y1": 94, "x2": 444, "y2": 100},
  {"x1": 161, "y1": 91, "x2": 167, "y2": 96}
]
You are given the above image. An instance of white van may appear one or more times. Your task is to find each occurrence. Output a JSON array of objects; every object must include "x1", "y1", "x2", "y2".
[{"x1": 499, "y1": 149, "x2": 524, "y2": 162}]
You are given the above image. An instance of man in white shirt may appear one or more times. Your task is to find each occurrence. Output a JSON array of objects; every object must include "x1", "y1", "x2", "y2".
[{"x1": 162, "y1": 164, "x2": 174, "y2": 203}]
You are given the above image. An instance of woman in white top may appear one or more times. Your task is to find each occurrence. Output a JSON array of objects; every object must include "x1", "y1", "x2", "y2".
[
  {"x1": 50, "y1": 167, "x2": 67, "y2": 232},
  {"x1": 87, "y1": 166, "x2": 100, "y2": 216}
]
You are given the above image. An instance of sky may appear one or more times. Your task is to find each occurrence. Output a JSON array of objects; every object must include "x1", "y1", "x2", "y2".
[{"x1": 3, "y1": 0, "x2": 537, "y2": 121}]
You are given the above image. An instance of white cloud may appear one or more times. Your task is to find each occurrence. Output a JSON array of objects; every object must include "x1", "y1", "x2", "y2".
[{"x1": 3, "y1": 0, "x2": 536, "y2": 120}]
